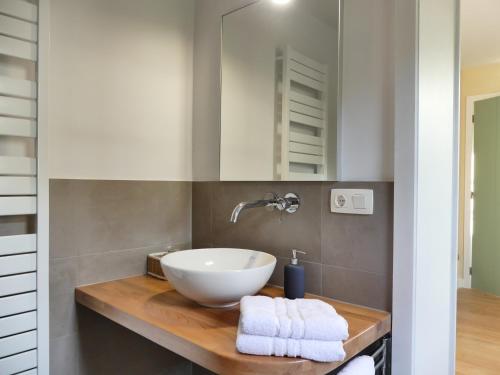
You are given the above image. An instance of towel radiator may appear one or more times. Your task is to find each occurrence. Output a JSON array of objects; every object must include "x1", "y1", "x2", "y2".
[
  {"x1": 278, "y1": 45, "x2": 329, "y2": 181},
  {"x1": 373, "y1": 337, "x2": 390, "y2": 374},
  {"x1": 331, "y1": 336, "x2": 391, "y2": 375},
  {"x1": 0, "y1": 1, "x2": 42, "y2": 374}
]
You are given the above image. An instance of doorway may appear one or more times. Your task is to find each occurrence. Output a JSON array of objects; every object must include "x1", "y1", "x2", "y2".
[
  {"x1": 463, "y1": 93, "x2": 500, "y2": 290},
  {"x1": 457, "y1": 1, "x2": 500, "y2": 372},
  {"x1": 472, "y1": 96, "x2": 500, "y2": 295}
]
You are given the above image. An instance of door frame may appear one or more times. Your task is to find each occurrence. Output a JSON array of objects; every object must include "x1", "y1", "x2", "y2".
[
  {"x1": 393, "y1": 0, "x2": 458, "y2": 373},
  {"x1": 463, "y1": 92, "x2": 500, "y2": 289}
]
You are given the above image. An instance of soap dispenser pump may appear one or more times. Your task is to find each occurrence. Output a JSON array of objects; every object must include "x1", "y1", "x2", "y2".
[{"x1": 284, "y1": 249, "x2": 306, "y2": 299}]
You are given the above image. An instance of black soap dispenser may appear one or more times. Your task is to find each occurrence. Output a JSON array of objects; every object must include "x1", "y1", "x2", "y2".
[{"x1": 284, "y1": 249, "x2": 306, "y2": 299}]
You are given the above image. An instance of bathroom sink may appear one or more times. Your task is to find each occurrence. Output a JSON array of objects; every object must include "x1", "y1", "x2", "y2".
[{"x1": 160, "y1": 248, "x2": 276, "y2": 308}]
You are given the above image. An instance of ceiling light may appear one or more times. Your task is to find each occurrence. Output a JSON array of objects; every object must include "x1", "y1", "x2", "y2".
[{"x1": 272, "y1": 0, "x2": 291, "y2": 5}]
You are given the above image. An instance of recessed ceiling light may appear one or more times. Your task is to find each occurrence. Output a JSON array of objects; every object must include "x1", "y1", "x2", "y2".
[{"x1": 272, "y1": 0, "x2": 291, "y2": 5}]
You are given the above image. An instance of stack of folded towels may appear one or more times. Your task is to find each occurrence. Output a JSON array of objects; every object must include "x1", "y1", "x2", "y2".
[{"x1": 236, "y1": 295, "x2": 349, "y2": 362}]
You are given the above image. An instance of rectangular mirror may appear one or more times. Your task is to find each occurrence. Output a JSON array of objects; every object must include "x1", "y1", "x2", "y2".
[{"x1": 220, "y1": 0, "x2": 341, "y2": 181}]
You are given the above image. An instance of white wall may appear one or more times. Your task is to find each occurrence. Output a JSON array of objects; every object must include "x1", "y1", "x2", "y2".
[
  {"x1": 393, "y1": 0, "x2": 458, "y2": 373},
  {"x1": 339, "y1": 0, "x2": 394, "y2": 181},
  {"x1": 48, "y1": 0, "x2": 194, "y2": 180},
  {"x1": 46, "y1": 0, "x2": 395, "y2": 182},
  {"x1": 192, "y1": 0, "x2": 254, "y2": 181},
  {"x1": 414, "y1": 0, "x2": 458, "y2": 372}
]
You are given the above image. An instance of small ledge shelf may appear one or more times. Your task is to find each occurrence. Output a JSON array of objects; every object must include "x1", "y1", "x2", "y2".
[{"x1": 75, "y1": 276, "x2": 391, "y2": 375}]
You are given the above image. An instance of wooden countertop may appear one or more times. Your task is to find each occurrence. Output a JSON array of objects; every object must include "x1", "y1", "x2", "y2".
[{"x1": 75, "y1": 276, "x2": 391, "y2": 375}]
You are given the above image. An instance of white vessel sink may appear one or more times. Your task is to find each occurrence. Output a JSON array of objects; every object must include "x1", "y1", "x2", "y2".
[{"x1": 160, "y1": 248, "x2": 276, "y2": 308}]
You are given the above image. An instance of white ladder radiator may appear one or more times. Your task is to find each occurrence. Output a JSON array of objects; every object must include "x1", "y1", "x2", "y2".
[
  {"x1": 0, "y1": 1, "x2": 40, "y2": 374},
  {"x1": 279, "y1": 45, "x2": 329, "y2": 181}
]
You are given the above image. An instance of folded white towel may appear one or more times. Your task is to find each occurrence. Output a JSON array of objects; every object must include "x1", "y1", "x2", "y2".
[
  {"x1": 240, "y1": 296, "x2": 349, "y2": 341},
  {"x1": 338, "y1": 355, "x2": 375, "y2": 375},
  {"x1": 236, "y1": 327, "x2": 346, "y2": 362}
]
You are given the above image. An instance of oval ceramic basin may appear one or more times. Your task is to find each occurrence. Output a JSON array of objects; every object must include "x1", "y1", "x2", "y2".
[{"x1": 160, "y1": 248, "x2": 276, "y2": 308}]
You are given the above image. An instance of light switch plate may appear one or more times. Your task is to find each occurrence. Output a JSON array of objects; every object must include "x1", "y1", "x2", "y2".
[{"x1": 330, "y1": 189, "x2": 374, "y2": 215}]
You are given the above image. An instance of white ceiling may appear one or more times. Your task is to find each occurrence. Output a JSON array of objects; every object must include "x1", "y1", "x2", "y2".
[{"x1": 461, "y1": 0, "x2": 500, "y2": 68}]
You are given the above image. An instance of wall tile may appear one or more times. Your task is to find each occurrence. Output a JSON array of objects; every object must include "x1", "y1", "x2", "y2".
[
  {"x1": 50, "y1": 257, "x2": 78, "y2": 297},
  {"x1": 50, "y1": 334, "x2": 79, "y2": 375},
  {"x1": 322, "y1": 264, "x2": 392, "y2": 311},
  {"x1": 49, "y1": 179, "x2": 393, "y2": 374},
  {"x1": 50, "y1": 179, "x2": 79, "y2": 259},
  {"x1": 192, "y1": 182, "x2": 214, "y2": 248},
  {"x1": 77, "y1": 306, "x2": 191, "y2": 375},
  {"x1": 77, "y1": 246, "x2": 156, "y2": 285},
  {"x1": 50, "y1": 180, "x2": 191, "y2": 258},
  {"x1": 75, "y1": 181, "x2": 191, "y2": 255},
  {"x1": 192, "y1": 181, "x2": 393, "y2": 311},
  {"x1": 321, "y1": 182, "x2": 393, "y2": 275},
  {"x1": 50, "y1": 179, "x2": 193, "y2": 374},
  {"x1": 209, "y1": 182, "x2": 322, "y2": 262},
  {"x1": 50, "y1": 292, "x2": 78, "y2": 339}
]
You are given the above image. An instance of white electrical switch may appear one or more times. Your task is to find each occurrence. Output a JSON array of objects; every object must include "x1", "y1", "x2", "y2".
[
  {"x1": 330, "y1": 189, "x2": 373, "y2": 215},
  {"x1": 352, "y1": 194, "x2": 366, "y2": 209}
]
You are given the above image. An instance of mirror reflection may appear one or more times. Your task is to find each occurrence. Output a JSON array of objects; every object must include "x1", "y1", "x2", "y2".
[{"x1": 221, "y1": 0, "x2": 340, "y2": 181}]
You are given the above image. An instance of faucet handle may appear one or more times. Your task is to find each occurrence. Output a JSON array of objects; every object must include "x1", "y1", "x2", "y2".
[
  {"x1": 264, "y1": 192, "x2": 278, "y2": 200},
  {"x1": 264, "y1": 192, "x2": 279, "y2": 211},
  {"x1": 284, "y1": 193, "x2": 300, "y2": 213}
]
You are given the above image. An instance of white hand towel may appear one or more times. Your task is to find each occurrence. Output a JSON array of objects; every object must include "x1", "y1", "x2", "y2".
[
  {"x1": 236, "y1": 328, "x2": 346, "y2": 363},
  {"x1": 240, "y1": 296, "x2": 349, "y2": 341},
  {"x1": 338, "y1": 355, "x2": 375, "y2": 375}
]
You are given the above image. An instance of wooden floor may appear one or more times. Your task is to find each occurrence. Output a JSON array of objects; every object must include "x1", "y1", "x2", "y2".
[{"x1": 456, "y1": 288, "x2": 500, "y2": 374}]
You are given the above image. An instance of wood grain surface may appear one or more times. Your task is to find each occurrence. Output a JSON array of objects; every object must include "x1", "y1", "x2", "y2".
[
  {"x1": 75, "y1": 276, "x2": 391, "y2": 375},
  {"x1": 456, "y1": 288, "x2": 500, "y2": 375}
]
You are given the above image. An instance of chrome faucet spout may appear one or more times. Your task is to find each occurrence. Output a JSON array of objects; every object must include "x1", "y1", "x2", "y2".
[
  {"x1": 229, "y1": 193, "x2": 300, "y2": 223},
  {"x1": 229, "y1": 199, "x2": 274, "y2": 223}
]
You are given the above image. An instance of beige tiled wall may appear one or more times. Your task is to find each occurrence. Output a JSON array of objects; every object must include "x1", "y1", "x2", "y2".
[
  {"x1": 192, "y1": 181, "x2": 393, "y2": 311},
  {"x1": 49, "y1": 179, "x2": 192, "y2": 375},
  {"x1": 49, "y1": 179, "x2": 392, "y2": 375}
]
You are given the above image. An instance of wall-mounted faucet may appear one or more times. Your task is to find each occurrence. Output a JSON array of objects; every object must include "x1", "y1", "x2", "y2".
[{"x1": 229, "y1": 193, "x2": 300, "y2": 223}]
